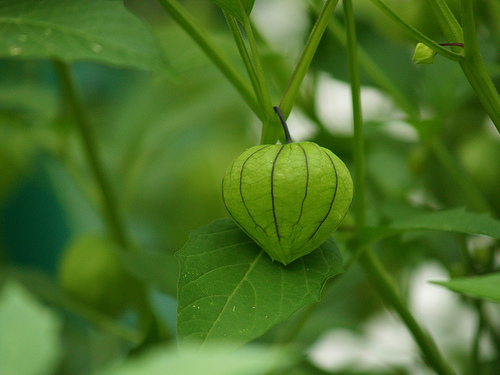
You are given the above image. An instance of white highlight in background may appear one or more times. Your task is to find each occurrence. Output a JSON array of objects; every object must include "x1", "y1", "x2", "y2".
[{"x1": 309, "y1": 262, "x2": 477, "y2": 373}]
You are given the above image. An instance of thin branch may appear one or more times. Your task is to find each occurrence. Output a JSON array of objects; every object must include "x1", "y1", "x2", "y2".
[{"x1": 53, "y1": 60, "x2": 131, "y2": 251}]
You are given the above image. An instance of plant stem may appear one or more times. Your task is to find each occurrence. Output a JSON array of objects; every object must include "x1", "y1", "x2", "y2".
[
  {"x1": 371, "y1": 0, "x2": 500, "y2": 133},
  {"x1": 468, "y1": 296, "x2": 500, "y2": 372},
  {"x1": 272, "y1": 302, "x2": 319, "y2": 348},
  {"x1": 326, "y1": 15, "x2": 419, "y2": 118},
  {"x1": 240, "y1": 8, "x2": 273, "y2": 114},
  {"x1": 273, "y1": 106, "x2": 292, "y2": 144},
  {"x1": 357, "y1": 252, "x2": 457, "y2": 375},
  {"x1": 53, "y1": 60, "x2": 131, "y2": 251},
  {"x1": 424, "y1": 0, "x2": 463, "y2": 44},
  {"x1": 343, "y1": 0, "x2": 366, "y2": 232},
  {"x1": 470, "y1": 299, "x2": 485, "y2": 373},
  {"x1": 343, "y1": 2, "x2": 456, "y2": 374},
  {"x1": 238, "y1": 7, "x2": 278, "y2": 144},
  {"x1": 156, "y1": 0, "x2": 262, "y2": 119},
  {"x1": 224, "y1": 13, "x2": 266, "y2": 117},
  {"x1": 487, "y1": 308, "x2": 500, "y2": 359},
  {"x1": 54, "y1": 61, "x2": 172, "y2": 345},
  {"x1": 368, "y1": 0, "x2": 463, "y2": 61},
  {"x1": 459, "y1": 0, "x2": 500, "y2": 133},
  {"x1": 326, "y1": 11, "x2": 490, "y2": 214},
  {"x1": 279, "y1": 0, "x2": 340, "y2": 121}
]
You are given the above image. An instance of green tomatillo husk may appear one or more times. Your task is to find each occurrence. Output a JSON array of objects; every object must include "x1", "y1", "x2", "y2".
[{"x1": 222, "y1": 140, "x2": 353, "y2": 265}]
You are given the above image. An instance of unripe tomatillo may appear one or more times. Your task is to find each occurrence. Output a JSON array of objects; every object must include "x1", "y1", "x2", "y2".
[
  {"x1": 58, "y1": 234, "x2": 140, "y2": 317},
  {"x1": 222, "y1": 107, "x2": 353, "y2": 265}
]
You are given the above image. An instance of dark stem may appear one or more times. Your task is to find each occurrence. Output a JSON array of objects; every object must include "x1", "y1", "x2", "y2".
[
  {"x1": 439, "y1": 42, "x2": 465, "y2": 48},
  {"x1": 273, "y1": 106, "x2": 293, "y2": 144},
  {"x1": 470, "y1": 299, "x2": 485, "y2": 373}
]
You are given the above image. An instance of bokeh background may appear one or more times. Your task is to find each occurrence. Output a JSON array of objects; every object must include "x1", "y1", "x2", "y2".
[{"x1": 1, "y1": 0, "x2": 500, "y2": 374}]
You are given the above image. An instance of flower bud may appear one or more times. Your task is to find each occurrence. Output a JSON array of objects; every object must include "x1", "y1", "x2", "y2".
[{"x1": 413, "y1": 43, "x2": 436, "y2": 64}]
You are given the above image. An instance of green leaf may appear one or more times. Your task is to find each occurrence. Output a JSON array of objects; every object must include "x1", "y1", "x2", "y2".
[
  {"x1": 391, "y1": 207, "x2": 500, "y2": 238},
  {"x1": 432, "y1": 273, "x2": 500, "y2": 303},
  {"x1": 1, "y1": 267, "x2": 142, "y2": 344},
  {"x1": 0, "y1": 281, "x2": 62, "y2": 375},
  {"x1": 176, "y1": 218, "x2": 344, "y2": 347},
  {"x1": 207, "y1": 0, "x2": 255, "y2": 22},
  {"x1": 0, "y1": 0, "x2": 167, "y2": 71},
  {"x1": 359, "y1": 207, "x2": 500, "y2": 246},
  {"x1": 99, "y1": 343, "x2": 292, "y2": 375}
]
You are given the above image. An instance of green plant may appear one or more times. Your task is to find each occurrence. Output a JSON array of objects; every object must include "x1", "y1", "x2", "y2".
[
  {"x1": 1, "y1": 0, "x2": 500, "y2": 374},
  {"x1": 222, "y1": 108, "x2": 353, "y2": 265}
]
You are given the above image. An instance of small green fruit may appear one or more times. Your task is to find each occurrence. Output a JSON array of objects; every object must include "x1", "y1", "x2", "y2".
[
  {"x1": 58, "y1": 234, "x2": 139, "y2": 317},
  {"x1": 222, "y1": 141, "x2": 353, "y2": 265}
]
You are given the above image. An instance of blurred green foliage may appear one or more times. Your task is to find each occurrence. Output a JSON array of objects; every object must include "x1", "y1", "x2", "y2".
[{"x1": 1, "y1": 0, "x2": 500, "y2": 374}]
